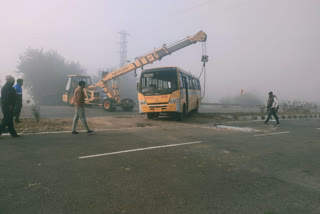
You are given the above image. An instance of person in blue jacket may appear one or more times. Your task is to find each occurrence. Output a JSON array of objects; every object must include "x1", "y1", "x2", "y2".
[{"x1": 13, "y1": 79, "x2": 23, "y2": 123}]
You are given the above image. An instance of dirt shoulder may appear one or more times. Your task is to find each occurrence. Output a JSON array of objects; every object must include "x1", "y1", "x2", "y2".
[
  {"x1": 7, "y1": 112, "x2": 320, "y2": 134},
  {"x1": 13, "y1": 115, "x2": 176, "y2": 134},
  {"x1": 12, "y1": 113, "x2": 234, "y2": 133}
]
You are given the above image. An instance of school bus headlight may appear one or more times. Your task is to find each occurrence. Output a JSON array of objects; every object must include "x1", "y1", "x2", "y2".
[
  {"x1": 169, "y1": 98, "x2": 181, "y2": 104},
  {"x1": 139, "y1": 100, "x2": 147, "y2": 105}
]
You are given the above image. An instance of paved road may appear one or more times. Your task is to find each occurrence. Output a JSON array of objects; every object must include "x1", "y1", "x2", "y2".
[
  {"x1": 0, "y1": 118, "x2": 320, "y2": 214},
  {"x1": 2, "y1": 104, "x2": 262, "y2": 119}
]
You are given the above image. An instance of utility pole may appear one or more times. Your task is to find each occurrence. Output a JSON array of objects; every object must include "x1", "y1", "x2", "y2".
[
  {"x1": 118, "y1": 30, "x2": 129, "y2": 67},
  {"x1": 117, "y1": 30, "x2": 137, "y2": 101}
]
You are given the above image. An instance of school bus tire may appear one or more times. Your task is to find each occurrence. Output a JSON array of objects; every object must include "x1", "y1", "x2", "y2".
[
  {"x1": 176, "y1": 105, "x2": 186, "y2": 121},
  {"x1": 168, "y1": 113, "x2": 176, "y2": 120},
  {"x1": 147, "y1": 113, "x2": 154, "y2": 119},
  {"x1": 193, "y1": 101, "x2": 199, "y2": 113}
]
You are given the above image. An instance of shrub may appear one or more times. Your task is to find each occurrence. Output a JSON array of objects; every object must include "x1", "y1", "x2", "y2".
[{"x1": 281, "y1": 100, "x2": 318, "y2": 112}]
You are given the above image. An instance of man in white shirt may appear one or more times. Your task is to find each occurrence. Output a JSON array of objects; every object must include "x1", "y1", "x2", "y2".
[{"x1": 264, "y1": 91, "x2": 280, "y2": 125}]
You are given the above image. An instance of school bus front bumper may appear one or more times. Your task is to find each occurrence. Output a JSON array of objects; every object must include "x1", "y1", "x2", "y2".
[{"x1": 140, "y1": 103, "x2": 181, "y2": 113}]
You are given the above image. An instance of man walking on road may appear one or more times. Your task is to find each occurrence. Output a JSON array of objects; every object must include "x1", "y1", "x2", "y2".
[
  {"x1": 264, "y1": 91, "x2": 280, "y2": 125},
  {"x1": 13, "y1": 79, "x2": 23, "y2": 123},
  {"x1": 0, "y1": 76, "x2": 19, "y2": 137},
  {"x1": 71, "y1": 81, "x2": 93, "y2": 134}
]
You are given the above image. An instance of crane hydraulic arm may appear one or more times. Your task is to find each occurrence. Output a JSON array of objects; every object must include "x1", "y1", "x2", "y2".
[{"x1": 95, "y1": 31, "x2": 207, "y2": 90}]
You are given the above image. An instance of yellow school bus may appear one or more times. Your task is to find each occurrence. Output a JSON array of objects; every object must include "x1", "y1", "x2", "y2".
[{"x1": 138, "y1": 66, "x2": 201, "y2": 120}]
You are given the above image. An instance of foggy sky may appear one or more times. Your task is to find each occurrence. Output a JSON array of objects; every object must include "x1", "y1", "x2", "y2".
[{"x1": 1, "y1": 0, "x2": 319, "y2": 103}]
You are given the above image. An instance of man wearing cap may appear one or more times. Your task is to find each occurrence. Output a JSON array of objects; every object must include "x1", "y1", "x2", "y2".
[
  {"x1": 0, "y1": 75, "x2": 19, "y2": 137},
  {"x1": 264, "y1": 91, "x2": 280, "y2": 125},
  {"x1": 13, "y1": 79, "x2": 23, "y2": 123}
]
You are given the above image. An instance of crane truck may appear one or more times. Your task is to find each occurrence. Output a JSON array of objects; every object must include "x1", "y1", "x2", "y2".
[{"x1": 62, "y1": 30, "x2": 207, "y2": 111}]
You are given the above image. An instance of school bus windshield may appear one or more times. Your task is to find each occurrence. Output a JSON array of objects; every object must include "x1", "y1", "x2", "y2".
[{"x1": 139, "y1": 69, "x2": 178, "y2": 96}]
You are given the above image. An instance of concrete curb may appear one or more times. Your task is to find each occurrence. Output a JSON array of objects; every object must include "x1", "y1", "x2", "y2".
[{"x1": 237, "y1": 114, "x2": 320, "y2": 121}]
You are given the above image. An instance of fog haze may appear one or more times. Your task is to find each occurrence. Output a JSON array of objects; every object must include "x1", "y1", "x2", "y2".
[{"x1": 1, "y1": 0, "x2": 319, "y2": 103}]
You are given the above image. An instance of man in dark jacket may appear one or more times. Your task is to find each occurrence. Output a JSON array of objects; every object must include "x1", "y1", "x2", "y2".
[{"x1": 0, "y1": 75, "x2": 19, "y2": 137}]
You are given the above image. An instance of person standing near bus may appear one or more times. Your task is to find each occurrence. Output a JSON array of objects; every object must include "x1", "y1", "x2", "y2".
[
  {"x1": 0, "y1": 75, "x2": 19, "y2": 137},
  {"x1": 13, "y1": 79, "x2": 23, "y2": 123},
  {"x1": 71, "y1": 81, "x2": 93, "y2": 134},
  {"x1": 264, "y1": 91, "x2": 280, "y2": 125}
]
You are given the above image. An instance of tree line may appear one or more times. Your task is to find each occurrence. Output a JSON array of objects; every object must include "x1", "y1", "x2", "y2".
[{"x1": 16, "y1": 48, "x2": 85, "y2": 105}]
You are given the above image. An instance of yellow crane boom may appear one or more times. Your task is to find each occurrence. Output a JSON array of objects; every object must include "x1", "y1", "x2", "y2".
[{"x1": 94, "y1": 31, "x2": 207, "y2": 98}]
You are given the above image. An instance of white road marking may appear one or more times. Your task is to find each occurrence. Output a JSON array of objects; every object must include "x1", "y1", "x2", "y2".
[
  {"x1": 79, "y1": 141, "x2": 203, "y2": 159},
  {"x1": 317, "y1": 128, "x2": 320, "y2": 130},
  {"x1": 254, "y1": 131, "x2": 290, "y2": 137},
  {"x1": 216, "y1": 125, "x2": 258, "y2": 132}
]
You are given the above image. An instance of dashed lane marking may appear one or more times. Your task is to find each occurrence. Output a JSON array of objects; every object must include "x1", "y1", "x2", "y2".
[
  {"x1": 79, "y1": 141, "x2": 203, "y2": 159},
  {"x1": 254, "y1": 131, "x2": 290, "y2": 137}
]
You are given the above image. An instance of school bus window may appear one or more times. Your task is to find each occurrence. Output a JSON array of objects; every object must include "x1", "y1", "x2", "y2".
[
  {"x1": 140, "y1": 69, "x2": 178, "y2": 95},
  {"x1": 193, "y1": 79, "x2": 198, "y2": 90},
  {"x1": 192, "y1": 78, "x2": 195, "y2": 89},
  {"x1": 189, "y1": 77, "x2": 195, "y2": 89},
  {"x1": 179, "y1": 73, "x2": 184, "y2": 89},
  {"x1": 188, "y1": 77, "x2": 192, "y2": 89},
  {"x1": 182, "y1": 74, "x2": 186, "y2": 89},
  {"x1": 159, "y1": 80, "x2": 163, "y2": 88}
]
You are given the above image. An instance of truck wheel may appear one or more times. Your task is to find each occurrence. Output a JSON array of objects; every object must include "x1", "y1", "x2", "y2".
[
  {"x1": 121, "y1": 98, "x2": 135, "y2": 111},
  {"x1": 103, "y1": 98, "x2": 115, "y2": 112},
  {"x1": 68, "y1": 94, "x2": 74, "y2": 106}
]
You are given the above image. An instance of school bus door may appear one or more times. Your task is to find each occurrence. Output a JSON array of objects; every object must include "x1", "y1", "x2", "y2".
[{"x1": 182, "y1": 75, "x2": 189, "y2": 111}]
